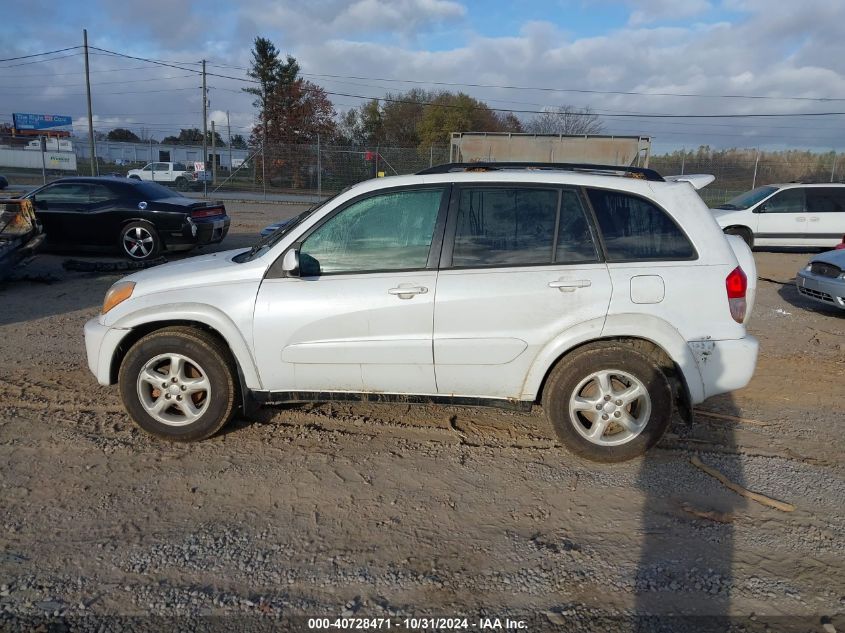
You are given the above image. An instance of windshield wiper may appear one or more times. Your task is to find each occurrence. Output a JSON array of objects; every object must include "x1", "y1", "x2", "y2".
[{"x1": 716, "y1": 203, "x2": 738, "y2": 210}]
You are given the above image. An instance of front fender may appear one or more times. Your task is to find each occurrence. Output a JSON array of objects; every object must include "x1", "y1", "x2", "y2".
[
  {"x1": 109, "y1": 303, "x2": 262, "y2": 390},
  {"x1": 520, "y1": 313, "x2": 704, "y2": 404}
]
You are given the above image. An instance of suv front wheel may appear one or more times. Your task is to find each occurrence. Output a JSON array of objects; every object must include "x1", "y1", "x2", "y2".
[
  {"x1": 543, "y1": 343, "x2": 672, "y2": 462},
  {"x1": 118, "y1": 327, "x2": 237, "y2": 441}
]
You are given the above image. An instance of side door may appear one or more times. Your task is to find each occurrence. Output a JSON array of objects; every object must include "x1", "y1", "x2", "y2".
[
  {"x1": 433, "y1": 185, "x2": 612, "y2": 400},
  {"x1": 138, "y1": 164, "x2": 154, "y2": 181},
  {"x1": 754, "y1": 187, "x2": 807, "y2": 246},
  {"x1": 30, "y1": 183, "x2": 94, "y2": 242},
  {"x1": 77, "y1": 183, "x2": 120, "y2": 246},
  {"x1": 805, "y1": 187, "x2": 845, "y2": 247},
  {"x1": 152, "y1": 163, "x2": 170, "y2": 183},
  {"x1": 253, "y1": 186, "x2": 448, "y2": 394}
]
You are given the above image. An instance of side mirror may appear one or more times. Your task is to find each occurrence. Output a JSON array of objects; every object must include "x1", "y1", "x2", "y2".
[
  {"x1": 756, "y1": 203, "x2": 766, "y2": 213},
  {"x1": 281, "y1": 249, "x2": 300, "y2": 276}
]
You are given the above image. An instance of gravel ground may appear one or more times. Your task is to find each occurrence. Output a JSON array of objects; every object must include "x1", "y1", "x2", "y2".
[{"x1": 0, "y1": 201, "x2": 842, "y2": 632}]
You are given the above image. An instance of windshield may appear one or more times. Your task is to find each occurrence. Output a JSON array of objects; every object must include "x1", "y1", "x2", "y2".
[
  {"x1": 716, "y1": 186, "x2": 777, "y2": 210},
  {"x1": 234, "y1": 193, "x2": 341, "y2": 263},
  {"x1": 132, "y1": 181, "x2": 184, "y2": 200}
]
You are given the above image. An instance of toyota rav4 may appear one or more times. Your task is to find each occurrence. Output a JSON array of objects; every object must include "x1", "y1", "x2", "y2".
[{"x1": 84, "y1": 163, "x2": 759, "y2": 462}]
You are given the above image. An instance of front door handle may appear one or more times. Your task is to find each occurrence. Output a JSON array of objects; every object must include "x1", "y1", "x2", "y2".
[
  {"x1": 809, "y1": 216, "x2": 820, "y2": 222},
  {"x1": 388, "y1": 285, "x2": 428, "y2": 299},
  {"x1": 796, "y1": 217, "x2": 807, "y2": 222},
  {"x1": 549, "y1": 279, "x2": 592, "y2": 292}
]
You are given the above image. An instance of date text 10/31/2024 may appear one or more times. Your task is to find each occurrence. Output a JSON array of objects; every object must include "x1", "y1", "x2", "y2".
[{"x1": 307, "y1": 617, "x2": 528, "y2": 630}]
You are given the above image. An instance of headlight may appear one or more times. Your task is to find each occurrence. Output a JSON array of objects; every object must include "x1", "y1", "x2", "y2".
[
  {"x1": 804, "y1": 264, "x2": 813, "y2": 271},
  {"x1": 101, "y1": 281, "x2": 135, "y2": 314}
]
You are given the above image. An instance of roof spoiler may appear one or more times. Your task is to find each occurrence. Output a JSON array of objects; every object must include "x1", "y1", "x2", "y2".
[{"x1": 664, "y1": 174, "x2": 715, "y2": 190}]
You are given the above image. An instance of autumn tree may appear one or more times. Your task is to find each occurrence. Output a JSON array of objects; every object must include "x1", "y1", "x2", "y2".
[
  {"x1": 417, "y1": 92, "x2": 511, "y2": 149},
  {"x1": 524, "y1": 106, "x2": 604, "y2": 135},
  {"x1": 244, "y1": 37, "x2": 336, "y2": 145}
]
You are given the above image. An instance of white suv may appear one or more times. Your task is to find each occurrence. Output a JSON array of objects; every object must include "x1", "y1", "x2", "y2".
[
  {"x1": 84, "y1": 163, "x2": 759, "y2": 462},
  {"x1": 711, "y1": 183, "x2": 845, "y2": 248}
]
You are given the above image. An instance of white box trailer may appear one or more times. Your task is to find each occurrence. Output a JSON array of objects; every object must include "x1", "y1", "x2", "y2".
[
  {"x1": 450, "y1": 132, "x2": 651, "y2": 167},
  {"x1": 0, "y1": 147, "x2": 77, "y2": 171}
]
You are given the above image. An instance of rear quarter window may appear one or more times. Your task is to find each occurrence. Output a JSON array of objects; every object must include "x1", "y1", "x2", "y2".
[{"x1": 587, "y1": 188, "x2": 696, "y2": 261}]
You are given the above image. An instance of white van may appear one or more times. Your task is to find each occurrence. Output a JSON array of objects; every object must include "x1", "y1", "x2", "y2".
[{"x1": 711, "y1": 183, "x2": 845, "y2": 248}]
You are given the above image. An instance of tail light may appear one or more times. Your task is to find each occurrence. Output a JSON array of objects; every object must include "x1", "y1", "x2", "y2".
[
  {"x1": 726, "y1": 266, "x2": 748, "y2": 323},
  {"x1": 191, "y1": 207, "x2": 224, "y2": 219}
]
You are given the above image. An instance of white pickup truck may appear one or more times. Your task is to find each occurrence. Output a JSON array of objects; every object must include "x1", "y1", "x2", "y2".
[{"x1": 126, "y1": 162, "x2": 211, "y2": 191}]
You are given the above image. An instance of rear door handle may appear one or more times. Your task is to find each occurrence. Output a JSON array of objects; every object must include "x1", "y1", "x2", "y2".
[
  {"x1": 796, "y1": 217, "x2": 807, "y2": 222},
  {"x1": 549, "y1": 279, "x2": 591, "y2": 292},
  {"x1": 388, "y1": 286, "x2": 428, "y2": 299},
  {"x1": 809, "y1": 216, "x2": 820, "y2": 222}
]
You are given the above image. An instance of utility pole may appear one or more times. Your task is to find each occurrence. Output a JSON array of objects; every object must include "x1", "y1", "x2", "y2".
[
  {"x1": 226, "y1": 111, "x2": 232, "y2": 176},
  {"x1": 83, "y1": 29, "x2": 96, "y2": 176},
  {"x1": 211, "y1": 120, "x2": 217, "y2": 185},
  {"x1": 202, "y1": 59, "x2": 208, "y2": 195}
]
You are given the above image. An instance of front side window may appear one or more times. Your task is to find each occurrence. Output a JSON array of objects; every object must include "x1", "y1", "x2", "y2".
[
  {"x1": 299, "y1": 188, "x2": 443, "y2": 276},
  {"x1": 34, "y1": 183, "x2": 91, "y2": 204},
  {"x1": 587, "y1": 188, "x2": 695, "y2": 261},
  {"x1": 764, "y1": 188, "x2": 805, "y2": 213},
  {"x1": 141, "y1": 164, "x2": 153, "y2": 171}
]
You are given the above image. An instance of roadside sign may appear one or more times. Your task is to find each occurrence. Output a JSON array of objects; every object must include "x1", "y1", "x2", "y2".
[{"x1": 12, "y1": 113, "x2": 73, "y2": 131}]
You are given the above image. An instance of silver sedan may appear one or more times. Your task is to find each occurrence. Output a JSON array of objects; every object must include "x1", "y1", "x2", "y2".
[{"x1": 796, "y1": 248, "x2": 845, "y2": 311}]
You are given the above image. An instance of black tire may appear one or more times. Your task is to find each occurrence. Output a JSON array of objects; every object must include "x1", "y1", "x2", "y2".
[
  {"x1": 175, "y1": 177, "x2": 188, "y2": 191},
  {"x1": 724, "y1": 226, "x2": 753, "y2": 248},
  {"x1": 542, "y1": 343, "x2": 672, "y2": 463},
  {"x1": 118, "y1": 327, "x2": 237, "y2": 441},
  {"x1": 128, "y1": 175, "x2": 141, "y2": 180},
  {"x1": 120, "y1": 221, "x2": 161, "y2": 260}
]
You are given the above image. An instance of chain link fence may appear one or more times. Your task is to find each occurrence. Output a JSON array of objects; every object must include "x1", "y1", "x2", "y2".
[{"x1": 0, "y1": 133, "x2": 841, "y2": 207}]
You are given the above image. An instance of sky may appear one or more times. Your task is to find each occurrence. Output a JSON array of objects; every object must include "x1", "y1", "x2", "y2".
[{"x1": 1, "y1": 0, "x2": 845, "y2": 152}]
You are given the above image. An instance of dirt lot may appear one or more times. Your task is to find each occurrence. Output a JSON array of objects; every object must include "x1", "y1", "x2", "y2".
[{"x1": 0, "y1": 201, "x2": 843, "y2": 631}]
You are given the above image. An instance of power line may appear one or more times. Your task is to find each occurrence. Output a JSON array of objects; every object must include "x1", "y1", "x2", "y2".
[
  {"x1": 0, "y1": 46, "x2": 82, "y2": 62},
  {"x1": 0, "y1": 52, "x2": 83, "y2": 69}
]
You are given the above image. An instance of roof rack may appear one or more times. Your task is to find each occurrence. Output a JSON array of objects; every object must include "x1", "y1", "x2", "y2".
[{"x1": 416, "y1": 162, "x2": 664, "y2": 182}]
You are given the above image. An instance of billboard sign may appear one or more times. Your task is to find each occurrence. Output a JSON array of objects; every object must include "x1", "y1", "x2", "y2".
[{"x1": 12, "y1": 113, "x2": 73, "y2": 131}]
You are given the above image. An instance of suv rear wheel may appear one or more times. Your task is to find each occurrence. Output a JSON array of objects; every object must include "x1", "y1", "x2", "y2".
[
  {"x1": 175, "y1": 176, "x2": 188, "y2": 191},
  {"x1": 118, "y1": 327, "x2": 237, "y2": 441},
  {"x1": 543, "y1": 343, "x2": 672, "y2": 462}
]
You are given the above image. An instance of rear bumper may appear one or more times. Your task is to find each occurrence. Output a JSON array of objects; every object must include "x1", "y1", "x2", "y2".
[
  {"x1": 795, "y1": 270, "x2": 845, "y2": 310},
  {"x1": 165, "y1": 216, "x2": 231, "y2": 249},
  {"x1": 690, "y1": 335, "x2": 759, "y2": 402}
]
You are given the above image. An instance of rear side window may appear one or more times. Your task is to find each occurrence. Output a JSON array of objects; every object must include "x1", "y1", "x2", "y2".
[
  {"x1": 452, "y1": 188, "x2": 558, "y2": 266},
  {"x1": 450, "y1": 187, "x2": 599, "y2": 267},
  {"x1": 587, "y1": 189, "x2": 695, "y2": 261},
  {"x1": 806, "y1": 188, "x2": 845, "y2": 213}
]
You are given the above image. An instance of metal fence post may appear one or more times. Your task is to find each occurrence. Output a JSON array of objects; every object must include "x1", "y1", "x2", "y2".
[
  {"x1": 40, "y1": 136, "x2": 47, "y2": 184},
  {"x1": 751, "y1": 149, "x2": 760, "y2": 189},
  {"x1": 262, "y1": 142, "x2": 266, "y2": 201},
  {"x1": 430, "y1": 145, "x2": 433, "y2": 167},
  {"x1": 680, "y1": 150, "x2": 685, "y2": 175},
  {"x1": 317, "y1": 133, "x2": 322, "y2": 199},
  {"x1": 831, "y1": 153, "x2": 838, "y2": 183}
]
